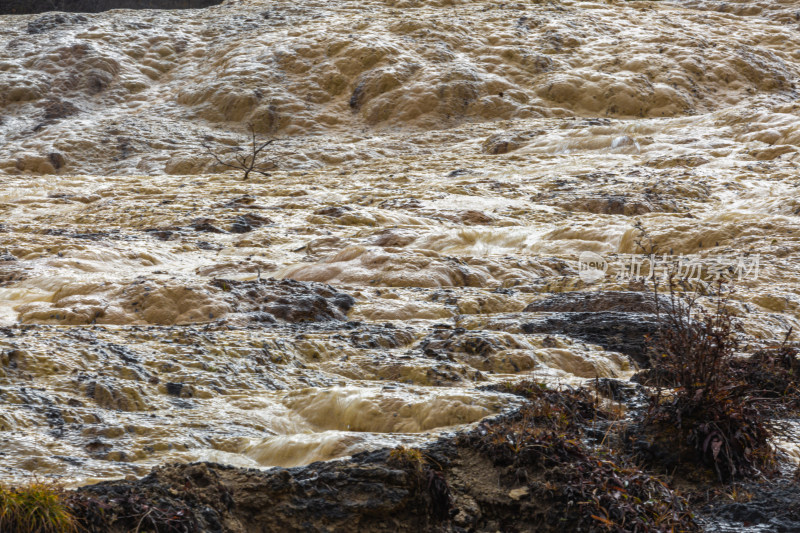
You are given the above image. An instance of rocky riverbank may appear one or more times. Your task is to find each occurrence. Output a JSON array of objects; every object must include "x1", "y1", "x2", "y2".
[{"x1": 61, "y1": 375, "x2": 800, "y2": 533}]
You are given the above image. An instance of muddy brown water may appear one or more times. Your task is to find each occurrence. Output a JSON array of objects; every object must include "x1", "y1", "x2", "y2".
[{"x1": 1, "y1": 0, "x2": 800, "y2": 485}]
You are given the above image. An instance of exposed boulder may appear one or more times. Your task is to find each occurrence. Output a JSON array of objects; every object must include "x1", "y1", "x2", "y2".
[
  {"x1": 212, "y1": 278, "x2": 355, "y2": 323},
  {"x1": 521, "y1": 312, "x2": 660, "y2": 367},
  {"x1": 69, "y1": 455, "x2": 436, "y2": 533},
  {"x1": 523, "y1": 290, "x2": 665, "y2": 314},
  {"x1": 26, "y1": 13, "x2": 88, "y2": 34},
  {"x1": 229, "y1": 213, "x2": 272, "y2": 234},
  {"x1": 522, "y1": 291, "x2": 670, "y2": 367}
]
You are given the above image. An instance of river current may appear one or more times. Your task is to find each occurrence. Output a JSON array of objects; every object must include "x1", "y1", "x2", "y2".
[{"x1": 1, "y1": 0, "x2": 799, "y2": 485}]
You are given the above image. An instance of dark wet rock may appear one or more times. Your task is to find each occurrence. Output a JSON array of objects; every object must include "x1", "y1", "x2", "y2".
[
  {"x1": 521, "y1": 291, "x2": 669, "y2": 366},
  {"x1": 6, "y1": 0, "x2": 222, "y2": 15},
  {"x1": 72, "y1": 231, "x2": 126, "y2": 240},
  {"x1": 420, "y1": 328, "x2": 504, "y2": 358},
  {"x1": 446, "y1": 168, "x2": 471, "y2": 177},
  {"x1": 212, "y1": 278, "x2": 355, "y2": 323},
  {"x1": 372, "y1": 228, "x2": 417, "y2": 247},
  {"x1": 26, "y1": 13, "x2": 88, "y2": 34},
  {"x1": 229, "y1": 212, "x2": 273, "y2": 234},
  {"x1": 46, "y1": 406, "x2": 66, "y2": 432},
  {"x1": 229, "y1": 219, "x2": 250, "y2": 234},
  {"x1": 69, "y1": 457, "x2": 431, "y2": 533},
  {"x1": 524, "y1": 290, "x2": 665, "y2": 313},
  {"x1": 698, "y1": 479, "x2": 800, "y2": 533},
  {"x1": 48, "y1": 193, "x2": 74, "y2": 200},
  {"x1": 165, "y1": 382, "x2": 184, "y2": 396},
  {"x1": 43, "y1": 228, "x2": 69, "y2": 236},
  {"x1": 342, "y1": 324, "x2": 417, "y2": 350},
  {"x1": 314, "y1": 205, "x2": 352, "y2": 218},
  {"x1": 413, "y1": 328, "x2": 536, "y2": 375},
  {"x1": 191, "y1": 218, "x2": 227, "y2": 234},
  {"x1": 169, "y1": 397, "x2": 196, "y2": 409},
  {"x1": 54, "y1": 455, "x2": 86, "y2": 466},
  {"x1": 197, "y1": 240, "x2": 222, "y2": 250},
  {"x1": 522, "y1": 312, "x2": 660, "y2": 367},
  {"x1": 84, "y1": 439, "x2": 111, "y2": 455},
  {"x1": 43, "y1": 99, "x2": 80, "y2": 120},
  {"x1": 0, "y1": 253, "x2": 17, "y2": 262},
  {"x1": 41, "y1": 228, "x2": 129, "y2": 241},
  {"x1": 49, "y1": 152, "x2": 67, "y2": 170},
  {"x1": 145, "y1": 228, "x2": 179, "y2": 241},
  {"x1": 378, "y1": 197, "x2": 423, "y2": 210},
  {"x1": 164, "y1": 382, "x2": 196, "y2": 399},
  {"x1": 534, "y1": 193, "x2": 680, "y2": 215}
]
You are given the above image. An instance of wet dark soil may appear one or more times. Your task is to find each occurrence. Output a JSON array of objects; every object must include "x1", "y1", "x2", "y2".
[{"x1": 3, "y1": 0, "x2": 222, "y2": 16}]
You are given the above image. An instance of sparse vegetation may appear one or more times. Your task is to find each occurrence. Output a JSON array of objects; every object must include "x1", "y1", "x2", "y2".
[
  {"x1": 478, "y1": 381, "x2": 699, "y2": 532},
  {"x1": 66, "y1": 486, "x2": 200, "y2": 533},
  {"x1": 493, "y1": 380, "x2": 605, "y2": 432},
  {"x1": 638, "y1": 279, "x2": 774, "y2": 481},
  {"x1": 388, "y1": 446, "x2": 426, "y2": 471},
  {"x1": 0, "y1": 482, "x2": 76, "y2": 533},
  {"x1": 202, "y1": 123, "x2": 276, "y2": 180},
  {"x1": 624, "y1": 222, "x2": 776, "y2": 481}
]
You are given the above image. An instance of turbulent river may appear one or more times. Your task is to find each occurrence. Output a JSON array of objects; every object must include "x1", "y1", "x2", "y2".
[{"x1": 1, "y1": 0, "x2": 800, "y2": 486}]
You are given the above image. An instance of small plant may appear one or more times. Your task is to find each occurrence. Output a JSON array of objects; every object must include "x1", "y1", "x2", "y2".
[
  {"x1": 388, "y1": 446, "x2": 426, "y2": 471},
  {"x1": 647, "y1": 276, "x2": 738, "y2": 396},
  {"x1": 722, "y1": 483, "x2": 754, "y2": 503},
  {"x1": 202, "y1": 123, "x2": 276, "y2": 180},
  {"x1": 468, "y1": 384, "x2": 698, "y2": 531},
  {"x1": 0, "y1": 482, "x2": 77, "y2": 533},
  {"x1": 641, "y1": 271, "x2": 775, "y2": 480}
]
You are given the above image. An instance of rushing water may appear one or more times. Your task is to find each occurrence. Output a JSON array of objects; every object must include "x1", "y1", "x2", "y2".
[{"x1": 1, "y1": 0, "x2": 800, "y2": 485}]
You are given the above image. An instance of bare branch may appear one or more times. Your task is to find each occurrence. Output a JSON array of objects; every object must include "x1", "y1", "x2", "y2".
[{"x1": 201, "y1": 125, "x2": 277, "y2": 180}]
